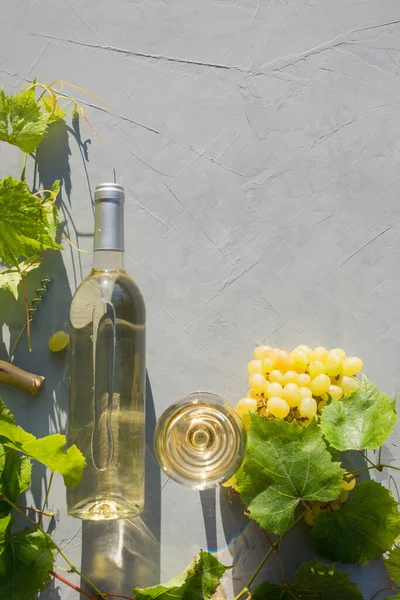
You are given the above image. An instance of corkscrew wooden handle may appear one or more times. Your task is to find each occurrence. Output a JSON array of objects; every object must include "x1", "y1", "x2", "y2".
[{"x1": 0, "y1": 361, "x2": 45, "y2": 395}]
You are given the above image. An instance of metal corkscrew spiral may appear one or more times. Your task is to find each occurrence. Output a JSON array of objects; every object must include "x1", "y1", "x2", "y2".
[{"x1": 9, "y1": 275, "x2": 52, "y2": 361}]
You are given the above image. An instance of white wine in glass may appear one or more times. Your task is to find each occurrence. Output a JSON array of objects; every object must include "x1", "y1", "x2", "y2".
[{"x1": 154, "y1": 392, "x2": 246, "y2": 489}]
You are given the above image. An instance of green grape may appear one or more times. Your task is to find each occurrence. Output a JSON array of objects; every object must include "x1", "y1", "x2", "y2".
[
  {"x1": 298, "y1": 373, "x2": 311, "y2": 387},
  {"x1": 297, "y1": 344, "x2": 312, "y2": 359},
  {"x1": 299, "y1": 386, "x2": 312, "y2": 399},
  {"x1": 328, "y1": 384, "x2": 343, "y2": 401},
  {"x1": 340, "y1": 375, "x2": 360, "y2": 395},
  {"x1": 275, "y1": 350, "x2": 295, "y2": 373},
  {"x1": 342, "y1": 476, "x2": 356, "y2": 491},
  {"x1": 299, "y1": 397, "x2": 317, "y2": 419},
  {"x1": 283, "y1": 370, "x2": 298, "y2": 385},
  {"x1": 269, "y1": 369, "x2": 284, "y2": 384},
  {"x1": 48, "y1": 330, "x2": 70, "y2": 352},
  {"x1": 261, "y1": 357, "x2": 275, "y2": 375},
  {"x1": 342, "y1": 356, "x2": 363, "y2": 377},
  {"x1": 221, "y1": 474, "x2": 237, "y2": 488},
  {"x1": 236, "y1": 397, "x2": 258, "y2": 416},
  {"x1": 325, "y1": 351, "x2": 343, "y2": 377},
  {"x1": 248, "y1": 359, "x2": 263, "y2": 374},
  {"x1": 310, "y1": 346, "x2": 328, "y2": 363},
  {"x1": 267, "y1": 382, "x2": 284, "y2": 398},
  {"x1": 304, "y1": 510, "x2": 316, "y2": 526},
  {"x1": 308, "y1": 360, "x2": 326, "y2": 379},
  {"x1": 267, "y1": 397, "x2": 290, "y2": 418},
  {"x1": 339, "y1": 490, "x2": 349, "y2": 503},
  {"x1": 283, "y1": 383, "x2": 301, "y2": 407},
  {"x1": 249, "y1": 373, "x2": 268, "y2": 394},
  {"x1": 291, "y1": 348, "x2": 309, "y2": 371},
  {"x1": 254, "y1": 345, "x2": 272, "y2": 360},
  {"x1": 330, "y1": 500, "x2": 340, "y2": 511},
  {"x1": 310, "y1": 374, "x2": 330, "y2": 396},
  {"x1": 330, "y1": 347, "x2": 346, "y2": 360}
]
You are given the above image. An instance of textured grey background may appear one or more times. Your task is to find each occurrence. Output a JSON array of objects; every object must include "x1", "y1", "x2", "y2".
[{"x1": 1, "y1": 1, "x2": 400, "y2": 598}]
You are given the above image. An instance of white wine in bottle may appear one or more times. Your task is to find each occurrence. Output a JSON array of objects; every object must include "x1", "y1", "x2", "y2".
[{"x1": 67, "y1": 183, "x2": 146, "y2": 520}]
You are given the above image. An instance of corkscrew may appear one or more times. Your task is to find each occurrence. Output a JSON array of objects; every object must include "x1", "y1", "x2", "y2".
[{"x1": 0, "y1": 275, "x2": 52, "y2": 395}]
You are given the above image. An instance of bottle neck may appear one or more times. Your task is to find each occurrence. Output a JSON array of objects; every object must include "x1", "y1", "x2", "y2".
[
  {"x1": 93, "y1": 250, "x2": 124, "y2": 272},
  {"x1": 94, "y1": 198, "x2": 124, "y2": 253}
]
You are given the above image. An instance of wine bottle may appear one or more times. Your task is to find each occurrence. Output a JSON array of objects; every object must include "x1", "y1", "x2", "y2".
[{"x1": 67, "y1": 183, "x2": 146, "y2": 520}]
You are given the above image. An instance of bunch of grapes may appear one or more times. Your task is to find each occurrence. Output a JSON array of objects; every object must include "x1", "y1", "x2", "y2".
[
  {"x1": 304, "y1": 473, "x2": 356, "y2": 526},
  {"x1": 236, "y1": 345, "x2": 363, "y2": 427}
]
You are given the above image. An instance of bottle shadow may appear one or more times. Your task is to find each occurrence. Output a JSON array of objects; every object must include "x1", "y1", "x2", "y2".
[{"x1": 80, "y1": 372, "x2": 161, "y2": 595}]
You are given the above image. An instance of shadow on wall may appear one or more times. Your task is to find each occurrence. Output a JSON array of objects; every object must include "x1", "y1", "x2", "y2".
[{"x1": 80, "y1": 373, "x2": 161, "y2": 595}]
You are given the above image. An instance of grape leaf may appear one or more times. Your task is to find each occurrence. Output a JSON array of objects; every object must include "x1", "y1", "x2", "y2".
[
  {"x1": 0, "y1": 398, "x2": 85, "y2": 488},
  {"x1": 0, "y1": 256, "x2": 41, "y2": 299},
  {"x1": 312, "y1": 480, "x2": 400, "y2": 563},
  {"x1": 0, "y1": 86, "x2": 50, "y2": 153},
  {"x1": 133, "y1": 550, "x2": 227, "y2": 600},
  {"x1": 385, "y1": 547, "x2": 400, "y2": 585},
  {"x1": 0, "y1": 177, "x2": 62, "y2": 268},
  {"x1": 42, "y1": 180, "x2": 61, "y2": 241},
  {"x1": 0, "y1": 515, "x2": 55, "y2": 599},
  {"x1": 320, "y1": 376, "x2": 396, "y2": 450},
  {"x1": 235, "y1": 413, "x2": 344, "y2": 535},
  {"x1": 0, "y1": 445, "x2": 31, "y2": 517},
  {"x1": 39, "y1": 95, "x2": 67, "y2": 122},
  {"x1": 252, "y1": 561, "x2": 363, "y2": 600}
]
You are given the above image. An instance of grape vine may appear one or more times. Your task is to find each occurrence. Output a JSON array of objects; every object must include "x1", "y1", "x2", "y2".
[
  {"x1": 0, "y1": 79, "x2": 106, "y2": 349},
  {"x1": 0, "y1": 344, "x2": 399, "y2": 599}
]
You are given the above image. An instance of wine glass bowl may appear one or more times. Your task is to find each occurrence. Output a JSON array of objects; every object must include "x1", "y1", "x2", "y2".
[{"x1": 154, "y1": 392, "x2": 246, "y2": 490}]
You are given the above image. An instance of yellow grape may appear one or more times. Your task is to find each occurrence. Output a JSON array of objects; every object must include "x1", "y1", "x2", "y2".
[
  {"x1": 310, "y1": 374, "x2": 331, "y2": 396},
  {"x1": 304, "y1": 510, "x2": 316, "y2": 526},
  {"x1": 342, "y1": 357, "x2": 363, "y2": 377},
  {"x1": 267, "y1": 382, "x2": 284, "y2": 398},
  {"x1": 320, "y1": 392, "x2": 328, "y2": 401},
  {"x1": 297, "y1": 345, "x2": 313, "y2": 359},
  {"x1": 342, "y1": 477, "x2": 356, "y2": 491},
  {"x1": 283, "y1": 370, "x2": 298, "y2": 385},
  {"x1": 340, "y1": 376, "x2": 360, "y2": 396},
  {"x1": 299, "y1": 387, "x2": 312, "y2": 399},
  {"x1": 308, "y1": 360, "x2": 326, "y2": 379},
  {"x1": 268, "y1": 348, "x2": 281, "y2": 363},
  {"x1": 275, "y1": 350, "x2": 295, "y2": 373},
  {"x1": 330, "y1": 347, "x2": 346, "y2": 360},
  {"x1": 254, "y1": 345, "x2": 272, "y2": 360},
  {"x1": 339, "y1": 490, "x2": 349, "y2": 503},
  {"x1": 291, "y1": 348, "x2": 309, "y2": 371},
  {"x1": 259, "y1": 406, "x2": 269, "y2": 417},
  {"x1": 330, "y1": 500, "x2": 340, "y2": 511},
  {"x1": 48, "y1": 330, "x2": 70, "y2": 352},
  {"x1": 236, "y1": 397, "x2": 258, "y2": 416},
  {"x1": 249, "y1": 373, "x2": 268, "y2": 394},
  {"x1": 283, "y1": 383, "x2": 301, "y2": 407},
  {"x1": 261, "y1": 358, "x2": 275, "y2": 375},
  {"x1": 241, "y1": 413, "x2": 251, "y2": 430},
  {"x1": 246, "y1": 389, "x2": 259, "y2": 399},
  {"x1": 328, "y1": 385, "x2": 343, "y2": 401},
  {"x1": 221, "y1": 474, "x2": 237, "y2": 488},
  {"x1": 311, "y1": 501, "x2": 330, "y2": 514},
  {"x1": 298, "y1": 373, "x2": 311, "y2": 387},
  {"x1": 325, "y1": 351, "x2": 343, "y2": 377},
  {"x1": 317, "y1": 399, "x2": 327, "y2": 413},
  {"x1": 310, "y1": 347, "x2": 329, "y2": 363},
  {"x1": 267, "y1": 397, "x2": 290, "y2": 418},
  {"x1": 299, "y1": 397, "x2": 317, "y2": 419},
  {"x1": 269, "y1": 369, "x2": 284, "y2": 384},
  {"x1": 248, "y1": 359, "x2": 263, "y2": 374}
]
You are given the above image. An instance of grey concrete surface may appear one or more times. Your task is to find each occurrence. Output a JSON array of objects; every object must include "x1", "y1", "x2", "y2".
[{"x1": 1, "y1": 1, "x2": 400, "y2": 598}]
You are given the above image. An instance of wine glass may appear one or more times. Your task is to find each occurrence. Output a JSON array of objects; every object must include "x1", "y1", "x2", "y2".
[{"x1": 154, "y1": 392, "x2": 246, "y2": 490}]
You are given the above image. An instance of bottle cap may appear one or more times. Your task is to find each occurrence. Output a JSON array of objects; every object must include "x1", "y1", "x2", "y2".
[
  {"x1": 94, "y1": 183, "x2": 125, "y2": 203},
  {"x1": 94, "y1": 183, "x2": 125, "y2": 251}
]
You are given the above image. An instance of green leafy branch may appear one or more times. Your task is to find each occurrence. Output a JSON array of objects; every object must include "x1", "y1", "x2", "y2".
[{"x1": 0, "y1": 79, "x2": 105, "y2": 350}]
